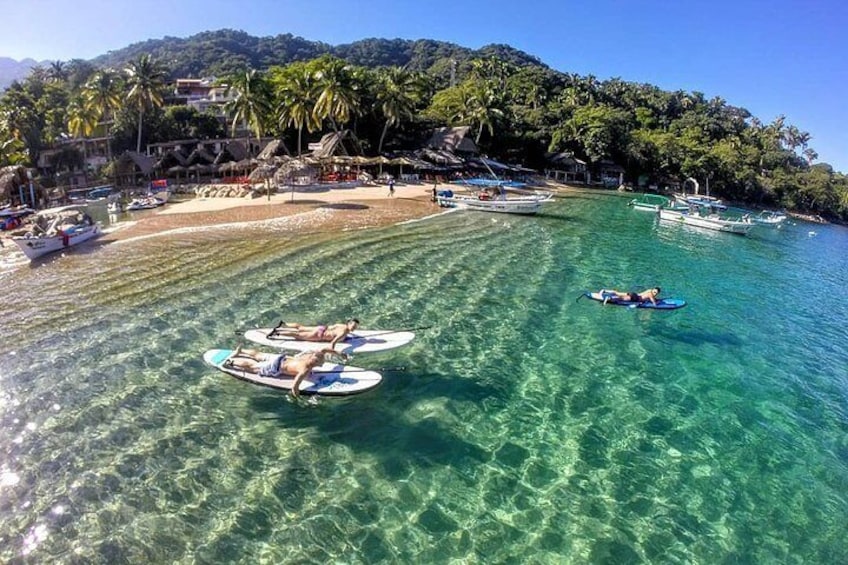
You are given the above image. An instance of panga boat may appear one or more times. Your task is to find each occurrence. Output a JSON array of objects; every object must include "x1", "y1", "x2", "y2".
[
  {"x1": 752, "y1": 210, "x2": 787, "y2": 227},
  {"x1": 126, "y1": 190, "x2": 169, "y2": 211},
  {"x1": 628, "y1": 193, "x2": 670, "y2": 211},
  {"x1": 435, "y1": 188, "x2": 553, "y2": 215},
  {"x1": 658, "y1": 208, "x2": 755, "y2": 235},
  {"x1": 10, "y1": 205, "x2": 101, "y2": 260}
]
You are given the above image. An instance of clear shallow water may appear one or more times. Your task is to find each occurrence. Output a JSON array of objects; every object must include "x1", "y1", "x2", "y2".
[{"x1": 1, "y1": 191, "x2": 846, "y2": 563}]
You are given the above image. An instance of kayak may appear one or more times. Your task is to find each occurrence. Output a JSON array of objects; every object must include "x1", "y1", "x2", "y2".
[
  {"x1": 243, "y1": 328, "x2": 416, "y2": 354},
  {"x1": 202, "y1": 349, "x2": 382, "y2": 395},
  {"x1": 581, "y1": 292, "x2": 687, "y2": 310}
]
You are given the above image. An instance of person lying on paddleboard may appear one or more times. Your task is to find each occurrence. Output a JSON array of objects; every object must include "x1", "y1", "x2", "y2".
[
  {"x1": 271, "y1": 318, "x2": 360, "y2": 348},
  {"x1": 225, "y1": 346, "x2": 349, "y2": 397},
  {"x1": 600, "y1": 287, "x2": 661, "y2": 306}
]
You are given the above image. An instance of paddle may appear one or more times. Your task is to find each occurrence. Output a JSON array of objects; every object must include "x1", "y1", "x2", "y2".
[
  {"x1": 311, "y1": 366, "x2": 406, "y2": 374},
  {"x1": 348, "y1": 325, "x2": 432, "y2": 339}
]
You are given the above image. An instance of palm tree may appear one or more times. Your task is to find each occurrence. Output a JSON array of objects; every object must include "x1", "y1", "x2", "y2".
[
  {"x1": 47, "y1": 61, "x2": 68, "y2": 83},
  {"x1": 375, "y1": 66, "x2": 423, "y2": 155},
  {"x1": 457, "y1": 81, "x2": 504, "y2": 144},
  {"x1": 312, "y1": 57, "x2": 360, "y2": 154},
  {"x1": 125, "y1": 54, "x2": 167, "y2": 153},
  {"x1": 82, "y1": 69, "x2": 122, "y2": 160},
  {"x1": 223, "y1": 69, "x2": 272, "y2": 157},
  {"x1": 67, "y1": 96, "x2": 98, "y2": 144},
  {"x1": 276, "y1": 68, "x2": 318, "y2": 156}
]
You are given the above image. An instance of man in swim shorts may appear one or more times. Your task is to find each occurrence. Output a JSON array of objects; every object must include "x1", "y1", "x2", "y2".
[
  {"x1": 225, "y1": 346, "x2": 348, "y2": 397},
  {"x1": 600, "y1": 287, "x2": 661, "y2": 305},
  {"x1": 271, "y1": 318, "x2": 360, "y2": 349}
]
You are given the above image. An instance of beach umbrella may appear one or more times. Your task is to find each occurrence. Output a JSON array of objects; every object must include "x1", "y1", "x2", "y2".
[{"x1": 390, "y1": 156, "x2": 417, "y2": 178}]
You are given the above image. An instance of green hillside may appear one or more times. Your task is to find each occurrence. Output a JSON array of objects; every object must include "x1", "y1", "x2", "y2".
[{"x1": 91, "y1": 29, "x2": 544, "y2": 83}]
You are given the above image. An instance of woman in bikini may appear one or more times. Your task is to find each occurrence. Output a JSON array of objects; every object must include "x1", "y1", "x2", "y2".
[{"x1": 272, "y1": 319, "x2": 360, "y2": 349}]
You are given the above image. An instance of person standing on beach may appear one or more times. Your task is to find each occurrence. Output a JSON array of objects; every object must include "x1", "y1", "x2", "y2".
[{"x1": 388, "y1": 178, "x2": 395, "y2": 197}]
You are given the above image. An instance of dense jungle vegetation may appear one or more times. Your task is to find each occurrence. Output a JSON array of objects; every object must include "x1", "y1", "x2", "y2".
[{"x1": 1, "y1": 29, "x2": 845, "y2": 219}]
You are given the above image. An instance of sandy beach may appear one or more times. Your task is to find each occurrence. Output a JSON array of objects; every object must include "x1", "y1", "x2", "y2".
[{"x1": 99, "y1": 181, "x2": 445, "y2": 243}]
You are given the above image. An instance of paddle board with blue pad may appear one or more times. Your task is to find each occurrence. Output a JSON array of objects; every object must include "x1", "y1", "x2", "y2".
[
  {"x1": 581, "y1": 292, "x2": 687, "y2": 310},
  {"x1": 203, "y1": 349, "x2": 382, "y2": 395},
  {"x1": 243, "y1": 328, "x2": 416, "y2": 354}
]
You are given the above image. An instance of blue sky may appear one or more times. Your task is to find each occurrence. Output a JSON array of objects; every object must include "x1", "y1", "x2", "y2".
[{"x1": 1, "y1": 0, "x2": 846, "y2": 172}]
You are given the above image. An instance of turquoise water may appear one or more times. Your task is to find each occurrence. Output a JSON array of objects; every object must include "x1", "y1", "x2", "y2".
[{"x1": 1, "y1": 191, "x2": 846, "y2": 563}]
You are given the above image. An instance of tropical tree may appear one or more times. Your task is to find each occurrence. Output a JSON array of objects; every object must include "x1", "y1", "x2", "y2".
[
  {"x1": 67, "y1": 96, "x2": 98, "y2": 141},
  {"x1": 222, "y1": 69, "x2": 273, "y2": 156},
  {"x1": 124, "y1": 54, "x2": 167, "y2": 153},
  {"x1": 82, "y1": 69, "x2": 123, "y2": 161},
  {"x1": 312, "y1": 56, "x2": 361, "y2": 152},
  {"x1": 47, "y1": 61, "x2": 68, "y2": 83},
  {"x1": 271, "y1": 63, "x2": 318, "y2": 156},
  {"x1": 374, "y1": 66, "x2": 424, "y2": 155}
]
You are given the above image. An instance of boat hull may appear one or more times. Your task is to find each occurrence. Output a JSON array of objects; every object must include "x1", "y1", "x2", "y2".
[
  {"x1": 436, "y1": 195, "x2": 551, "y2": 215},
  {"x1": 658, "y1": 209, "x2": 753, "y2": 235},
  {"x1": 12, "y1": 224, "x2": 102, "y2": 260}
]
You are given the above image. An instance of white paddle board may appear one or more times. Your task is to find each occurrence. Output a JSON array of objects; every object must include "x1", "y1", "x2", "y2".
[
  {"x1": 203, "y1": 349, "x2": 382, "y2": 395},
  {"x1": 243, "y1": 328, "x2": 416, "y2": 354}
]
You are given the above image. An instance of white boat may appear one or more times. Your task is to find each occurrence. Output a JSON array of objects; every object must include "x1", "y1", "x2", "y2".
[
  {"x1": 10, "y1": 206, "x2": 102, "y2": 260},
  {"x1": 436, "y1": 189, "x2": 553, "y2": 215},
  {"x1": 628, "y1": 193, "x2": 670, "y2": 211},
  {"x1": 673, "y1": 193, "x2": 727, "y2": 211},
  {"x1": 658, "y1": 208, "x2": 755, "y2": 235},
  {"x1": 752, "y1": 210, "x2": 787, "y2": 227},
  {"x1": 126, "y1": 195, "x2": 165, "y2": 211}
]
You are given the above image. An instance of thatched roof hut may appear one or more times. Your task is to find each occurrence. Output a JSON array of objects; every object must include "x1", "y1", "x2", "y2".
[
  {"x1": 154, "y1": 149, "x2": 188, "y2": 171},
  {"x1": 256, "y1": 139, "x2": 291, "y2": 161},
  {"x1": 115, "y1": 151, "x2": 156, "y2": 186},
  {"x1": 185, "y1": 145, "x2": 216, "y2": 166},
  {"x1": 310, "y1": 130, "x2": 361, "y2": 159},
  {"x1": 425, "y1": 126, "x2": 479, "y2": 155}
]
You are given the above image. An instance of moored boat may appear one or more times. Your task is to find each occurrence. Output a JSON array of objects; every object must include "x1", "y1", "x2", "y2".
[
  {"x1": 628, "y1": 193, "x2": 670, "y2": 211},
  {"x1": 436, "y1": 188, "x2": 553, "y2": 215},
  {"x1": 752, "y1": 210, "x2": 787, "y2": 227},
  {"x1": 10, "y1": 205, "x2": 102, "y2": 260},
  {"x1": 658, "y1": 208, "x2": 754, "y2": 235}
]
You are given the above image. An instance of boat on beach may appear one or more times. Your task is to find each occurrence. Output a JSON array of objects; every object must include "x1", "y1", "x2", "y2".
[
  {"x1": 658, "y1": 208, "x2": 755, "y2": 235},
  {"x1": 9, "y1": 205, "x2": 102, "y2": 260}
]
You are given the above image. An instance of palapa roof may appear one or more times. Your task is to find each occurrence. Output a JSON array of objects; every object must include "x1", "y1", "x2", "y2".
[
  {"x1": 546, "y1": 152, "x2": 586, "y2": 166},
  {"x1": 154, "y1": 149, "x2": 188, "y2": 170},
  {"x1": 185, "y1": 145, "x2": 216, "y2": 166},
  {"x1": 274, "y1": 158, "x2": 317, "y2": 183},
  {"x1": 256, "y1": 139, "x2": 291, "y2": 161},
  {"x1": 417, "y1": 148, "x2": 465, "y2": 167},
  {"x1": 116, "y1": 151, "x2": 156, "y2": 175},
  {"x1": 213, "y1": 141, "x2": 248, "y2": 164},
  {"x1": 310, "y1": 130, "x2": 361, "y2": 159},
  {"x1": 425, "y1": 126, "x2": 479, "y2": 154}
]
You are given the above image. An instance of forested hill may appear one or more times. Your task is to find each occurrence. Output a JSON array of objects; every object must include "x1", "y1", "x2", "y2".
[{"x1": 91, "y1": 29, "x2": 545, "y2": 81}]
